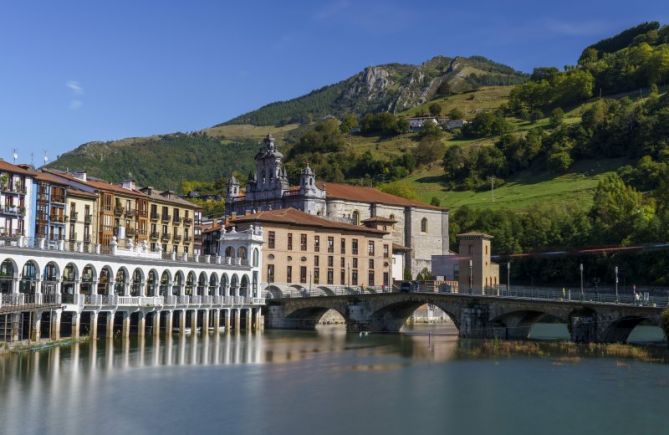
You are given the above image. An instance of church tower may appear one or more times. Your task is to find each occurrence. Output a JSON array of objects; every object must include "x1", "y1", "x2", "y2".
[{"x1": 252, "y1": 134, "x2": 288, "y2": 196}]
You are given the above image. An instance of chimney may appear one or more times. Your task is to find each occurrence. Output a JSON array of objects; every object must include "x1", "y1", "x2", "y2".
[
  {"x1": 121, "y1": 180, "x2": 136, "y2": 190},
  {"x1": 73, "y1": 171, "x2": 87, "y2": 182}
]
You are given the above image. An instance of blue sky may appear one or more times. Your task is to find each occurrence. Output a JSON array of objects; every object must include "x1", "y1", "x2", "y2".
[{"x1": 0, "y1": 0, "x2": 666, "y2": 164}]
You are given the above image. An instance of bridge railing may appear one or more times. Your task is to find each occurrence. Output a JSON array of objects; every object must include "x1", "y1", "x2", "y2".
[{"x1": 268, "y1": 284, "x2": 669, "y2": 307}]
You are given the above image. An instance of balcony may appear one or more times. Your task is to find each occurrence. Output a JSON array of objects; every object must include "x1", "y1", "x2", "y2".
[
  {"x1": 173, "y1": 234, "x2": 182, "y2": 243},
  {"x1": 184, "y1": 217, "x2": 193, "y2": 226},
  {"x1": 125, "y1": 208, "x2": 138, "y2": 218},
  {"x1": 84, "y1": 214, "x2": 92, "y2": 224},
  {"x1": 114, "y1": 205, "x2": 124, "y2": 216},
  {"x1": 150, "y1": 231, "x2": 159, "y2": 241},
  {"x1": 69, "y1": 232, "x2": 78, "y2": 242},
  {"x1": 52, "y1": 195, "x2": 66, "y2": 204},
  {"x1": 2, "y1": 205, "x2": 25, "y2": 216},
  {"x1": 161, "y1": 232, "x2": 171, "y2": 242},
  {"x1": 161, "y1": 214, "x2": 171, "y2": 222},
  {"x1": 50, "y1": 215, "x2": 66, "y2": 223},
  {"x1": 70, "y1": 211, "x2": 79, "y2": 222},
  {"x1": 173, "y1": 215, "x2": 182, "y2": 224},
  {"x1": 84, "y1": 234, "x2": 91, "y2": 243},
  {"x1": 183, "y1": 238, "x2": 191, "y2": 245},
  {"x1": 126, "y1": 228, "x2": 136, "y2": 237},
  {"x1": 150, "y1": 212, "x2": 159, "y2": 221},
  {"x1": 0, "y1": 184, "x2": 26, "y2": 195}
]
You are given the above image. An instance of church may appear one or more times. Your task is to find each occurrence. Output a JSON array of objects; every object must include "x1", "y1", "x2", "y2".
[{"x1": 225, "y1": 134, "x2": 449, "y2": 277}]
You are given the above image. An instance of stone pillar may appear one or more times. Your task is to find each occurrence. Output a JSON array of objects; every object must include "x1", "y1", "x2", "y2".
[
  {"x1": 72, "y1": 311, "x2": 81, "y2": 339},
  {"x1": 138, "y1": 312, "x2": 146, "y2": 337},
  {"x1": 224, "y1": 309, "x2": 231, "y2": 333},
  {"x1": 153, "y1": 311, "x2": 161, "y2": 336},
  {"x1": 10, "y1": 313, "x2": 20, "y2": 342},
  {"x1": 213, "y1": 310, "x2": 221, "y2": 331},
  {"x1": 122, "y1": 311, "x2": 130, "y2": 339},
  {"x1": 51, "y1": 309, "x2": 62, "y2": 340},
  {"x1": 31, "y1": 312, "x2": 41, "y2": 341},
  {"x1": 106, "y1": 311, "x2": 115, "y2": 339},
  {"x1": 234, "y1": 308, "x2": 241, "y2": 333},
  {"x1": 202, "y1": 309, "x2": 210, "y2": 333},
  {"x1": 254, "y1": 307, "x2": 263, "y2": 332},
  {"x1": 90, "y1": 311, "x2": 98, "y2": 340},
  {"x1": 166, "y1": 311, "x2": 174, "y2": 337},
  {"x1": 189, "y1": 310, "x2": 198, "y2": 332},
  {"x1": 179, "y1": 310, "x2": 187, "y2": 335},
  {"x1": 246, "y1": 308, "x2": 252, "y2": 331}
]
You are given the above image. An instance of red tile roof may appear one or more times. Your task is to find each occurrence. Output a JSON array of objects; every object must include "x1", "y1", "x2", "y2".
[
  {"x1": 318, "y1": 182, "x2": 446, "y2": 211},
  {"x1": 0, "y1": 160, "x2": 34, "y2": 176},
  {"x1": 232, "y1": 208, "x2": 388, "y2": 235},
  {"x1": 457, "y1": 231, "x2": 494, "y2": 239}
]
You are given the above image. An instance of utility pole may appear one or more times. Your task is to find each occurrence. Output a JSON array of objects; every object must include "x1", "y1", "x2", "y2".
[
  {"x1": 506, "y1": 261, "x2": 510, "y2": 296},
  {"x1": 615, "y1": 266, "x2": 619, "y2": 303},
  {"x1": 578, "y1": 263, "x2": 585, "y2": 300},
  {"x1": 469, "y1": 259, "x2": 473, "y2": 295}
]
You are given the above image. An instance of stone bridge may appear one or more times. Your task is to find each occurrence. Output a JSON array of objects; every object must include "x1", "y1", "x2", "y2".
[{"x1": 266, "y1": 292, "x2": 667, "y2": 343}]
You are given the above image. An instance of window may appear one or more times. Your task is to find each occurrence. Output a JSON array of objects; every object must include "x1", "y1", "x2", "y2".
[
  {"x1": 383, "y1": 244, "x2": 389, "y2": 258},
  {"x1": 300, "y1": 234, "x2": 307, "y2": 251},
  {"x1": 287, "y1": 233, "x2": 293, "y2": 250},
  {"x1": 352, "y1": 270, "x2": 358, "y2": 285},
  {"x1": 286, "y1": 266, "x2": 292, "y2": 283},
  {"x1": 352, "y1": 210, "x2": 360, "y2": 225},
  {"x1": 267, "y1": 264, "x2": 275, "y2": 283},
  {"x1": 421, "y1": 217, "x2": 428, "y2": 233},
  {"x1": 368, "y1": 241, "x2": 375, "y2": 255},
  {"x1": 300, "y1": 266, "x2": 307, "y2": 284},
  {"x1": 383, "y1": 272, "x2": 389, "y2": 286},
  {"x1": 340, "y1": 269, "x2": 346, "y2": 284},
  {"x1": 268, "y1": 231, "x2": 275, "y2": 249},
  {"x1": 368, "y1": 270, "x2": 375, "y2": 286},
  {"x1": 389, "y1": 214, "x2": 395, "y2": 229},
  {"x1": 327, "y1": 269, "x2": 334, "y2": 285},
  {"x1": 369, "y1": 259, "x2": 374, "y2": 269},
  {"x1": 327, "y1": 237, "x2": 334, "y2": 253},
  {"x1": 352, "y1": 239, "x2": 358, "y2": 255},
  {"x1": 340, "y1": 257, "x2": 345, "y2": 268},
  {"x1": 328, "y1": 256, "x2": 334, "y2": 267},
  {"x1": 314, "y1": 256, "x2": 320, "y2": 266},
  {"x1": 314, "y1": 235, "x2": 320, "y2": 252},
  {"x1": 314, "y1": 268, "x2": 319, "y2": 284},
  {"x1": 340, "y1": 239, "x2": 346, "y2": 254},
  {"x1": 353, "y1": 258, "x2": 358, "y2": 269}
]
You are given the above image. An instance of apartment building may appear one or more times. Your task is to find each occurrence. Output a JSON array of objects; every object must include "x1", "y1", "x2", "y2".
[
  {"x1": 140, "y1": 187, "x2": 202, "y2": 255},
  {"x1": 0, "y1": 161, "x2": 34, "y2": 239},
  {"x1": 65, "y1": 188, "x2": 98, "y2": 249},
  {"x1": 32, "y1": 171, "x2": 68, "y2": 242}
]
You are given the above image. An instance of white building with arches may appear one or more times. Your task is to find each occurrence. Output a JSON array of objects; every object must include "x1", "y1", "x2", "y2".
[{"x1": 0, "y1": 227, "x2": 264, "y2": 343}]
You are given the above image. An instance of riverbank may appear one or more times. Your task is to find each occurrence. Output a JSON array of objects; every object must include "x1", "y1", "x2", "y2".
[
  {"x1": 0, "y1": 336, "x2": 90, "y2": 355},
  {"x1": 457, "y1": 339, "x2": 669, "y2": 364}
]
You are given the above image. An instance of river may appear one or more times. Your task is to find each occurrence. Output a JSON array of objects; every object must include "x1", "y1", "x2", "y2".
[{"x1": 1, "y1": 326, "x2": 668, "y2": 435}]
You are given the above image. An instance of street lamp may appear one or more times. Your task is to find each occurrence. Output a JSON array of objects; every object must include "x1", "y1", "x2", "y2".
[
  {"x1": 578, "y1": 263, "x2": 585, "y2": 300},
  {"x1": 615, "y1": 266, "x2": 619, "y2": 302},
  {"x1": 469, "y1": 259, "x2": 473, "y2": 295},
  {"x1": 506, "y1": 261, "x2": 510, "y2": 296}
]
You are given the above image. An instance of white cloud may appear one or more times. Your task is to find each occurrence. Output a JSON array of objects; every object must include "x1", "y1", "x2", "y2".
[
  {"x1": 545, "y1": 20, "x2": 609, "y2": 37},
  {"x1": 66, "y1": 80, "x2": 84, "y2": 95},
  {"x1": 66, "y1": 80, "x2": 84, "y2": 110}
]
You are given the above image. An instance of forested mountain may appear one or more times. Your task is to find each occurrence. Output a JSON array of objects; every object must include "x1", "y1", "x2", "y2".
[{"x1": 223, "y1": 56, "x2": 526, "y2": 126}]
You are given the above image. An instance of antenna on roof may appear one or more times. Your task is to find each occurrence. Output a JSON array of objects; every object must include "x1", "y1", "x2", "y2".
[
  {"x1": 12, "y1": 148, "x2": 17, "y2": 163},
  {"x1": 43, "y1": 150, "x2": 48, "y2": 166},
  {"x1": 30, "y1": 153, "x2": 34, "y2": 166}
]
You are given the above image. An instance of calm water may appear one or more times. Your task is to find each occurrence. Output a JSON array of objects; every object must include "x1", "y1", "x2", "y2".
[{"x1": 1, "y1": 326, "x2": 668, "y2": 435}]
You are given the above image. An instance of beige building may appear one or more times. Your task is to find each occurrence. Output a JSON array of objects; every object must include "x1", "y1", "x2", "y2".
[
  {"x1": 65, "y1": 188, "x2": 98, "y2": 250},
  {"x1": 205, "y1": 208, "x2": 394, "y2": 289},
  {"x1": 432, "y1": 232, "x2": 500, "y2": 294}
]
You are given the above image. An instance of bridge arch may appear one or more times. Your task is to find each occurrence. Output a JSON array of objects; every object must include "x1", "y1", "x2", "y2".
[
  {"x1": 368, "y1": 299, "x2": 460, "y2": 333},
  {"x1": 284, "y1": 305, "x2": 348, "y2": 329},
  {"x1": 602, "y1": 316, "x2": 665, "y2": 343},
  {"x1": 491, "y1": 310, "x2": 567, "y2": 340}
]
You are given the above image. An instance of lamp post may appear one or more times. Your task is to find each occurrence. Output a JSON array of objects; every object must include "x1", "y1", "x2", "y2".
[
  {"x1": 614, "y1": 266, "x2": 619, "y2": 303},
  {"x1": 578, "y1": 263, "x2": 585, "y2": 300},
  {"x1": 506, "y1": 261, "x2": 510, "y2": 296},
  {"x1": 469, "y1": 259, "x2": 473, "y2": 295}
]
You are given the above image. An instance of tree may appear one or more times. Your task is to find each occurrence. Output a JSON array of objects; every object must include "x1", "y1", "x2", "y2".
[
  {"x1": 416, "y1": 267, "x2": 432, "y2": 281},
  {"x1": 442, "y1": 145, "x2": 468, "y2": 180},
  {"x1": 448, "y1": 108, "x2": 465, "y2": 119},
  {"x1": 430, "y1": 196, "x2": 441, "y2": 206},
  {"x1": 339, "y1": 114, "x2": 359, "y2": 134},
  {"x1": 429, "y1": 103, "x2": 442, "y2": 117},
  {"x1": 550, "y1": 107, "x2": 565, "y2": 128},
  {"x1": 415, "y1": 139, "x2": 445, "y2": 166}
]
